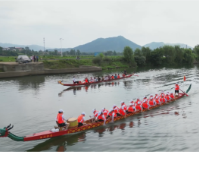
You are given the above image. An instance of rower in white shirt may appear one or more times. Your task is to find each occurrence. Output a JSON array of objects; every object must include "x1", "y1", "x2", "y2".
[{"x1": 73, "y1": 76, "x2": 79, "y2": 84}]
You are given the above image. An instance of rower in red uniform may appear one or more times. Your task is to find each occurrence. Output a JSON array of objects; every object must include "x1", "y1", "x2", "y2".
[
  {"x1": 142, "y1": 99, "x2": 149, "y2": 110},
  {"x1": 85, "y1": 78, "x2": 89, "y2": 83},
  {"x1": 102, "y1": 108, "x2": 109, "y2": 117},
  {"x1": 160, "y1": 94, "x2": 166, "y2": 104},
  {"x1": 170, "y1": 93, "x2": 175, "y2": 100},
  {"x1": 155, "y1": 95, "x2": 160, "y2": 105},
  {"x1": 111, "y1": 75, "x2": 114, "y2": 79},
  {"x1": 107, "y1": 109, "x2": 117, "y2": 122},
  {"x1": 96, "y1": 111, "x2": 106, "y2": 125},
  {"x1": 127, "y1": 103, "x2": 135, "y2": 113},
  {"x1": 175, "y1": 83, "x2": 180, "y2": 97},
  {"x1": 56, "y1": 109, "x2": 70, "y2": 131},
  {"x1": 136, "y1": 101, "x2": 142, "y2": 112},
  {"x1": 165, "y1": 92, "x2": 170, "y2": 102},
  {"x1": 154, "y1": 94, "x2": 158, "y2": 100},
  {"x1": 117, "y1": 74, "x2": 120, "y2": 78},
  {"x1": 90, "y1": 109, "x2": 99, "y2": 123},
  {"x1": 77, "y1": 112, "x2": 86, "y2": 127},
  {"x1": 113, "y1": 105, "x2": 120, "y2": 116},
  {"x1": 119, "y1": 101, "x2": 127, "y2": 116},
  {"x1": 135, "y1": 98, "x2": 140, "y2": 105},
  {"x1": 149, "y1": 94, "x2": 156, "y2": 107}
]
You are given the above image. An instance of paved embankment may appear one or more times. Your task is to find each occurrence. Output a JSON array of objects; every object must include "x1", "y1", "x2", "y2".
[{"x1": 0, "y1": 62, "x2": 102, "y2": 78}]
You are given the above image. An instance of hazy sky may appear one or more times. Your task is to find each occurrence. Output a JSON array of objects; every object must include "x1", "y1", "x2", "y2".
[{"x1": 1, "y1": 0, "x2": 199, "y2": 48}]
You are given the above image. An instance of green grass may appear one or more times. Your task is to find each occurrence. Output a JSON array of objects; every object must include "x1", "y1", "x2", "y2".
[
  {"x1": 0, "y1": 56, "x2": 16, "y2": 62},
  {"x1": 0, "y1": 56, "x2": 133, "y2": 70},
  {"x1": 43, "y1": 58, "x2": 131, "y2": 70}
]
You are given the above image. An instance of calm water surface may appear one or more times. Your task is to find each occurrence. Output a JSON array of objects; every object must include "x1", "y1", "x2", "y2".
[{"x1": 0, "y1": 66, "x2": 199, "y2": 152}]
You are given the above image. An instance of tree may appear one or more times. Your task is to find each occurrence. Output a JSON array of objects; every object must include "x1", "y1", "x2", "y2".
[
  {"x1": 25, "y1": 47, "x2": 30, "y2": 51},
  {"x1": 193, "y1": 45, "x2": 199, "y2": 61},
  {"x1": 99, "y1": 53, "x2": 104, "y2": 59},
  {"x1": 183, "y1": 49, "x2": 194, "y2": 64},
  {"x1": 148, "y1": 48, "x2": 164, "y2": 66},
  {"x1": 174, "y1": 45, "x2": 183, "y2": 63},
  {"x1": 113, "y1": 50, "x2": 117, "y2": 55},
  {"x1": 134, "y1": 56, "x2": 146, "y2": 66},
  {"x1": 134, "y1": 48, "x2": 142, "y2": 56},
  {"x1": 162, "y1": 45, "x2": 175, "y2": 64},
  {"x1": 141, "y1": 47, "x2": 151, "y2": 63},
  {"x1": 123, "y1": 46, "x2": 134, "y2": 63},
  {"x1": 0, "y1": 46, "x2": 2, "y2": 55},
  {"x1": 76, "y1": 49, "x2": 81, "y2": 56}
]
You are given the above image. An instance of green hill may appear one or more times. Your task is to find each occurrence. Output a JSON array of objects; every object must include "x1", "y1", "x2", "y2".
[{"x1": 72, "y1": 36, "x2": 141, "y2": 53}]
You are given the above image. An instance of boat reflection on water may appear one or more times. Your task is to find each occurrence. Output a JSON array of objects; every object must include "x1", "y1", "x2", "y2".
[
  {"x1": 27, "y1": 132, "x2": 86, "y2": 152},
  {"x1": 58, "y1": 81, "x2": 120, "y2": 96}
]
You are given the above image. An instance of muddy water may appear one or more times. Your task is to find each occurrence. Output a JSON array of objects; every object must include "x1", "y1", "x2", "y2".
[{"x1": 0, "y1": 65, "x2": 198, "y2": 152}]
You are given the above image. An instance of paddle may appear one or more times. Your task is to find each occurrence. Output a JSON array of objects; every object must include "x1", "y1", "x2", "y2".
[{"x1": 180, "y1": 89, "x2": 188, "y2": 96}]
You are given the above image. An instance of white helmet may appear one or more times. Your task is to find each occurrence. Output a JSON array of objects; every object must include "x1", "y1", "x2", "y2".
[{"x1": 59, "y1": 109, "x2": 63, "y2": 113}]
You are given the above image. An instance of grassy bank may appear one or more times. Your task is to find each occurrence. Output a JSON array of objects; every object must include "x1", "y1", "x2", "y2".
[
  {"x1": 0, "y1": 56, "x2": 16, "y2": 62},
  {"x1": 42, "y1": 58, "x2": 132, "y2": 70},
  {"x1": 0, "y1": 56, "x2": 135, "y2": 70}
]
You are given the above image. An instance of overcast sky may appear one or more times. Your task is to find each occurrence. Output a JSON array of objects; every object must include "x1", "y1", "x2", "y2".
[{"x1": 1, "y1": 0, "x2": 199, "y2": 48}]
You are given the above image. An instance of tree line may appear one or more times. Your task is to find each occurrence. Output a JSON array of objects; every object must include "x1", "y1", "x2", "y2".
[{"x1": 123, "y1": 45, "x2": 199, "y2": 66}]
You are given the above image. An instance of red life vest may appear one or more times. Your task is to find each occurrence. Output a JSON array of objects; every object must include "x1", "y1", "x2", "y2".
[
  {"x1": 149, "y1": 100, "x2": 154, "y2": 106},
  {"x1": 113, "y1": 107, "x2": 119, "y2": 114},
  {"x1": 170, "y1": 94, "x2": 174, "y2": 99},
  {"x1": 160, "y1": 97, "x2": 165, "y2": 103},
  {"x1": 117, "y1": 75, "x2": 120, "y2": 78},
  {"x1": 103, "y1": 109, "x2": 109, "y2": 117},
  {"x1": 136, "y1": 104, "x2": 142, "y2": 111},
  {"x1": 108, "y1": 111, "x2": 116, "y2": 117},
  {"x1": 98, "y1": 114, "x2": 105, "y2": 121},
  {"x1": 128, "y1": 106, "x2": 134, "y2": 112},
  {"x1": 142, "y1": 102, "x2": 149, "y2": 109},
  {"x1": 94, "y1": 111, "x2": 99, "y2": 117},
  {"x1": 57, "y1": 113, "x2": 64, "y2": 124},
  {"x1": 166, "y1": 95, "x2": 170, "y2": 101},
  {"x1": 111, "y1": 76, "x2": 114, "y2": 79},
  {"x1": 155, "y1": 98, "x2": 160, "y2": 104},
  {"x1": 77, "y1": 115, "x2": 84, "y2": 123},
  {"x1": 175, "y1": 85, "x2": 179, "y2": 90},
  {"x1": 119, "y1": 108, "x2": 126, "y2": 116},
  {"x1": 135, "y1": 100, "x2": 140, "y2": 105},
  {"x1": 122, "y1": 104, "x2": 127, "y2": 110}
]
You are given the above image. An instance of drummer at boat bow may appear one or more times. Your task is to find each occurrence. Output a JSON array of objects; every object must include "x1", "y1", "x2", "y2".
[
  {"x1": 56, "y1": 109, "x2": 69, "y2": 131},
  {"x1": 73, "y1": 76, "x2": 79, "y2": 84},
  {"x1": 175, "y1": 83, "x2": 180, "y2": 96},
  {"x1": 77, "y1": 112, "x2": 86, "y2": 127}
]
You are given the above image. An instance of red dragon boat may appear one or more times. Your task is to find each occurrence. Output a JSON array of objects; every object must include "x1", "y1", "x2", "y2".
[
  {"x1": 0, "y1": 84, "x2": 191, "y2": 142},
  {"x1": 58, "y1": 74, "x2": 134, "y2": 86}
]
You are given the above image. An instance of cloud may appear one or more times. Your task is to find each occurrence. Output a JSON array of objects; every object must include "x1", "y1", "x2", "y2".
[{"x1": 0, "y1": 1, "x2": 199, "y2": 48}]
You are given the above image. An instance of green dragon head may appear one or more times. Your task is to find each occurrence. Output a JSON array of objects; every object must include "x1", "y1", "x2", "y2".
[
  {"x1": 0, "y1": 124, "x2": 13, "y2": 137},
  {"x1": 0, "y1": 127, "x2": 7, "y2": 137}
]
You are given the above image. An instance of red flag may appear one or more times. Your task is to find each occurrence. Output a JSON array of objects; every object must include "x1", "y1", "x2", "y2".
[{"x1": 183, "y1": 76, "x2": 186, "y2": 81}]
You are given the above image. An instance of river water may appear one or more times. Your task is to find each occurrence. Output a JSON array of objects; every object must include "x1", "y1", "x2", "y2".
[{"x1": 0, "y1": 65, "x2": 199, "y2": 152}]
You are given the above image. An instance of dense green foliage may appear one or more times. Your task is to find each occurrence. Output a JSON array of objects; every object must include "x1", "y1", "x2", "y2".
[{"x1": 123, "y1": 45, "x2": 196, "y2": 67}]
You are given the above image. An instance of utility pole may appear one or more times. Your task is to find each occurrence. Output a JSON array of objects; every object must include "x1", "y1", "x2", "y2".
[
  {"x1": 43, "y1": 38, "x2": 45, "y2": 55},
  {"x1": 60, "y1": 38, "x2": 64, "y2": 57}
]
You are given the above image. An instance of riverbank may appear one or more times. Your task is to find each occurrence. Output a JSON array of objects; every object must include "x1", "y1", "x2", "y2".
[{"x1": 0, "y1": 62, "x2": 102, "y2": 78}]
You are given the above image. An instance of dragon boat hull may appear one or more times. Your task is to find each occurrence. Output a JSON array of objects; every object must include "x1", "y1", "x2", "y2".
[
  {"x1": 23, "y1": 93, "x2": 185, "y2": 141},
  {"x1": 58, "y1": 74, "x2": 133, "y2": 86}
]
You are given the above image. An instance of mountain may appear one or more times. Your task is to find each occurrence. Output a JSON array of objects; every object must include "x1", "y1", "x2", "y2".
[
  {"x1": 71, "y1": 36, "x2": 141, "y2": 53},
  {"x1": 0, "y1": 43, "x2": 44, "y2": 51},
  {"x1": 144, "y1": 42, "x2": 193, "y2": 50}
]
